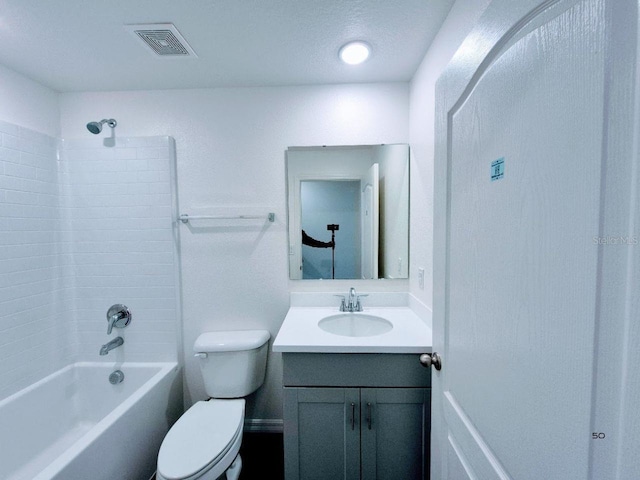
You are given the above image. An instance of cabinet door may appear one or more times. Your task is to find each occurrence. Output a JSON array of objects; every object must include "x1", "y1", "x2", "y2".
[
  {"x1": 361, "y1": 388, "x2": 430, "y2": 480},
  {"x1": 283, "y1": 387, "x2": 360, "y2": 480}
]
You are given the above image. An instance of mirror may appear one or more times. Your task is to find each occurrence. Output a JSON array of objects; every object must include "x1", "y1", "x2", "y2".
[{"x1": 287, "y1": 144, "x2": 409, "y2": 280}]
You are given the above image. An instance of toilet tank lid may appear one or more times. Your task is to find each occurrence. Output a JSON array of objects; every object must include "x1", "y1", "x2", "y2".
[{"x1": 194, "y1": 330, "x2": 270, "y2": 352}]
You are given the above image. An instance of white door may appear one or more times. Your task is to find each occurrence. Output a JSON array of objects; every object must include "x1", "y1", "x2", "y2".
[
  {"x1": 432, "y1": 0, "x2": 640, "y2": 479},
  {"x1": 361, "y1": 163, "x2": 379, "y2": 279}
]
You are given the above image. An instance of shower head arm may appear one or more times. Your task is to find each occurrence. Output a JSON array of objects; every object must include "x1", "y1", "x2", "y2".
[{"x1": 100, "y1": 119, "x2": 117, "y2": 128}]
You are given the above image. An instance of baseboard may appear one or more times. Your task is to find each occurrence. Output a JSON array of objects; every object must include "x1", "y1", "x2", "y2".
[{"x1": 244, "y1": 418, "x2": 283, "y2": 433}]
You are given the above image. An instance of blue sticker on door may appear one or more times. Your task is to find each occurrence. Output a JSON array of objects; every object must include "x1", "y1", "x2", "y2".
[{"x1": 491, "y1": 157, "x2": 505, "y2": 181}]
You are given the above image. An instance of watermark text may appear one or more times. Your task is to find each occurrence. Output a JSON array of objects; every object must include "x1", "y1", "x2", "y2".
[{"x1": 593, "y1": 235, "x2": 638, "y2": 245}]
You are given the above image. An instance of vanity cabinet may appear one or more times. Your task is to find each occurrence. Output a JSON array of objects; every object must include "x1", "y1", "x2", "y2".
[{"x1": 282, "y1": 353, "x2": 431, "y2": 480}]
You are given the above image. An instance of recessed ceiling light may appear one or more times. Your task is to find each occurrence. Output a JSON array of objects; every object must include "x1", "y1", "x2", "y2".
[{"x1": 339, "y1": 41, "x2": 371, "y2": 65}]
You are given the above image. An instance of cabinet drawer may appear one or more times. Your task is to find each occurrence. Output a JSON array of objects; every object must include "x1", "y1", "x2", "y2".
[{"x1": 283, "y1": 353, "x2": 431, "y2": 387}]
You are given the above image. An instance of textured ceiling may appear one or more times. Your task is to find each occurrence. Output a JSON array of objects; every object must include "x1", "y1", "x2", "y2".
[{"x1": 0, "y1": 0, "x2": 454, "y2": 92}]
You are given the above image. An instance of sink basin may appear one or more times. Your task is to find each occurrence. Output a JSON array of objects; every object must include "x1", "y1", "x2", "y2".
[{"x1": 318, "y1": 313, "x2": 393, "y2": 337}]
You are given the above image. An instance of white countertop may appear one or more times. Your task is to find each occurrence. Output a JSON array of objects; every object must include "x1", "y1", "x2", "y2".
[{"x1": 273, "y1": 305, "x2": 432, "y2": 354}]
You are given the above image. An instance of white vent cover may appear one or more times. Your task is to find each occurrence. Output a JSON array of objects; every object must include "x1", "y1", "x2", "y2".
[{"x1": 125, "y1": 23, "x2": 197, "y2": 58}]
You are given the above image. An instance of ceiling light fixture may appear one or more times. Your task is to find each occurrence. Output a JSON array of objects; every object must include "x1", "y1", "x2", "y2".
[{"x1": 339, "y1": 41, "x2": 371, "y2": 65}]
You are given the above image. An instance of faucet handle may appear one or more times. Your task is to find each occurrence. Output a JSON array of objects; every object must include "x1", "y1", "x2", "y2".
[
  {"x1": 333, "y1": 295, "x2": 347, "y2": 312},
  {"x1": 355, "y1": 294, "x2": 369, "y2": 312},
  {"x1": 106, "y1": 304, "x2": 132, "y2": 335}
]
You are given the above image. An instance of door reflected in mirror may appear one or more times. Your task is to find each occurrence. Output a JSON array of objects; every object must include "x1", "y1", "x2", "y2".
[{"x1": 287, "y1": 145, "x2": 409, "y2": 280}]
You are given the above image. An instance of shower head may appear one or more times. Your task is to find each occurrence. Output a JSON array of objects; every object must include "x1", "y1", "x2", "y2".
[
  {"x1": 86, "y1": 121, "x2": 102, "y2": 134},
  {"x1": 86, "y1": 118, "x2": 117, "y2": 134}
]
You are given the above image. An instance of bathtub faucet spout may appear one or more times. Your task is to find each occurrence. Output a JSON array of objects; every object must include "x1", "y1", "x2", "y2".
[{"x1": 100, "y1": 336, "x2": 124, "y2": 356}]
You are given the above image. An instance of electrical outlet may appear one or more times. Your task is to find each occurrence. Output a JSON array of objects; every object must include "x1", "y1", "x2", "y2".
[{"x1": 418, "y1": 268, "x2": 425, "y2": 290}]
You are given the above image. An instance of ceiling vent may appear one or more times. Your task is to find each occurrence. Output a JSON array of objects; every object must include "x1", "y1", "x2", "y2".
[{"x1": 125, "y1": 23, "x2": 197, "y2": 58}]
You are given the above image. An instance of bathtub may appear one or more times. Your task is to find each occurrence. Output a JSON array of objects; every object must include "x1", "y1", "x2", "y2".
[{"x1": 0, "y1": 362, "x2": 182, "y2": 480}]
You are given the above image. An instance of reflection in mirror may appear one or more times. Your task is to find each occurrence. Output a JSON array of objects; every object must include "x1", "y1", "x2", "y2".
[{"x1": 287, "y1": 145, "x2": 409, "y2": 280}]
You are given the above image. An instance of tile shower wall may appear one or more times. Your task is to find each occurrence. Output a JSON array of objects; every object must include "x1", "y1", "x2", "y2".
[
  {"x1": 60, "y1": 136, "x2": 179, "y2": 362},
  {"x1": 0, "y1": 127, "x2": 180, "y2": 402},
  {"x1": 0, "y1": 121, "x2": 71, "y2": 400}
]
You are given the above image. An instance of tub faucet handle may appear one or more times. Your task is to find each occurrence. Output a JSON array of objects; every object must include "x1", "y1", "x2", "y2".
[{"x1": 106, "y1": 304, "x2": 132, "y2": 335}]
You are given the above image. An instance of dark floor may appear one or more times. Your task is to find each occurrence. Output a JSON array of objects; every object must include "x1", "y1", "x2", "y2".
[{"x1": 239, "y1": 432, "x2": 284, "y2": 480}]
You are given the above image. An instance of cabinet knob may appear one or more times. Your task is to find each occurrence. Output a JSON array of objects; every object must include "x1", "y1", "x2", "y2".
[{"x1": 419, "y1": 352, "x2": 442, "y2": 371}]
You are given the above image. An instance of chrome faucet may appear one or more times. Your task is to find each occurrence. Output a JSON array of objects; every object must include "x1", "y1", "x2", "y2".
[
  {"x1": 348, "y1": 287, "x2": 358, "y2": 311},
  {"x1": 100, "y1": 336, "x2": 124, "y2": 356},
  {"x1": 336, "y1": 287, "x2": 368, "y2": 312}
]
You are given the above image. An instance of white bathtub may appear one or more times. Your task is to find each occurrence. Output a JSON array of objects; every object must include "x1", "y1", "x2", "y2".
[{"x1": 0, "y1": 362, "x2": 182, "y2": 480}]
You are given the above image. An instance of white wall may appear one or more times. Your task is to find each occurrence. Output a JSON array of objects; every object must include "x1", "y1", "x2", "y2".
[
  {"x1": 408, "y1": 0, "x2": 491, "y2": 309},
  {"x1": 59, "y1": 83, "x2": 409, "y2": 420},
  {"x1": 0, "y1": 64, "x2": 60, "y2": 137}
]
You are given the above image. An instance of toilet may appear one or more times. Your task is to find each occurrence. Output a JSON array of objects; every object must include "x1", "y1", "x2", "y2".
[{"x1": 156, "y1": 330, "x2": 270, "y2": 480}]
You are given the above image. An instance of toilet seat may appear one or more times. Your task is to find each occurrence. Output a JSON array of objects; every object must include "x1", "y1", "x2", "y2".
[{"x1": 157, "y1": 399, "x2": 245, "y2": 480}]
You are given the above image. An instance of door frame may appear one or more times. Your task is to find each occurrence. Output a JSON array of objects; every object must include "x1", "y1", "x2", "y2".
[
  {"x1": 289, "y1": 173, "x2": 363, "y2": 279},
  {"x1": 360, "y1": 163, "x2": 379, "y2": 280}
]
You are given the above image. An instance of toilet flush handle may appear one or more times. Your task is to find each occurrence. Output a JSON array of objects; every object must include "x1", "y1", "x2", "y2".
[{"x1": 194, "y1": 353, "x2": 208, "y2": 359}]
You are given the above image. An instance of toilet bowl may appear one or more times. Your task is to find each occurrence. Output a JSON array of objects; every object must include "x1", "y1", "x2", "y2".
[
  {"x1": 157, "y1": 400, "x2": 244, "y2": 480},
  {"x1": 156, "y1": 330, "x2": 270, "y2": 480}
]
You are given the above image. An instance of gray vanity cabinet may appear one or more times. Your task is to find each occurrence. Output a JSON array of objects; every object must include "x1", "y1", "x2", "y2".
[
  {"x1": 282, "y1": 353, "x2": 431, "y2": 480},
  {"x1": 283, "y1": 387, "x2": 361, "y2": 480},
  {"x1": 360, "y1": 388, "x2": 430, "y2": 480}
]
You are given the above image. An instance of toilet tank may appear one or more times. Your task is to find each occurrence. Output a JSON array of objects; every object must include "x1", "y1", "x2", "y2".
[{"x1": 193, "y1": 330, "x2": 270, "y2": 398}]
